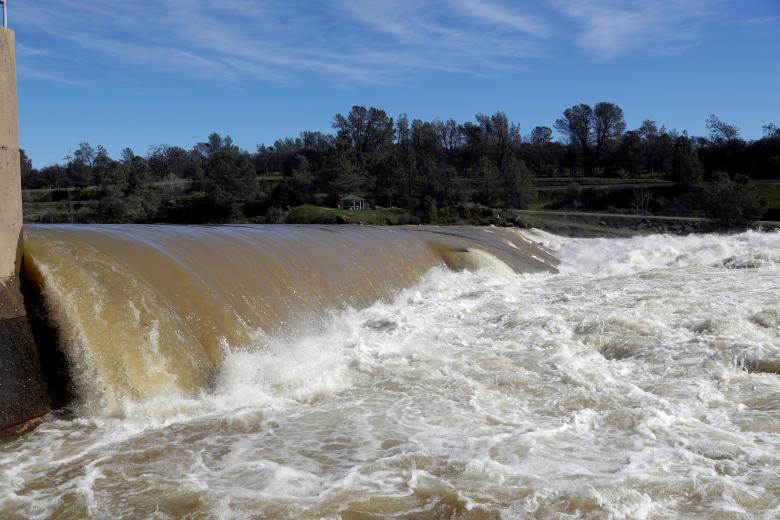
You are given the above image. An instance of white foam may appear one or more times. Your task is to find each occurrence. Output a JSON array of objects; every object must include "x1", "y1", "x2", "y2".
[
  {"x1": 530, "y1": 229, "x2": 780, "y2": 277},
  {"x1": 2, "y1": 231, "x2": 780, "y2": 518}
]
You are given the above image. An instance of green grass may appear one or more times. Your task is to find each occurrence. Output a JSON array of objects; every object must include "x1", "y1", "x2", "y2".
[
  {"x1": 284, "y1": 204, "x2": 410, "y2": 225},
  {"x1": 533, "y1": 176, "x2": 674, "y2": 187},
  {"x1": 284, "y1": 204, "x2": 501, "y2": 226},
  {"x1": 531, "y1": 192, "x2": 568, "y2": 210},
  {"x1": 23, "y1": 200, "x2": 99, "y2": 223},
  {"x1": 517, "y1": 213, "x2": 647, "y2": 238},
  {"x1": 336, "y1": 207, "x2": 409, "y2": 225}
]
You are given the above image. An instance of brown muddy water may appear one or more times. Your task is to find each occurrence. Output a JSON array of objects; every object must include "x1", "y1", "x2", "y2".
[{"x1": 1, "y1": 226, "x2": 778, "y2": 519}]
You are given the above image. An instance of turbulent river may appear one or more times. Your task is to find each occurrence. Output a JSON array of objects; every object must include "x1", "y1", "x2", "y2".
[{"x1": 1, "y1": 230, "x2": 779, "y2": 519}]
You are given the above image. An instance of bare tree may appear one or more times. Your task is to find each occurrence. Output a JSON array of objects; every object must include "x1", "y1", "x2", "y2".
[
  {"x1": 475, "y1": 111, "x2": 521, "y2": 171},
  {"x1": 631, "y1": 188, "x2": 652, "y2": 216},
  {"x1": 706, "y1": 114, "x2": 740, "y2": 143},
  {"x1": 435, "y1": 118, "x2": 463, "y2": 161},
  {"x1": 637, "y1": 119, "x2": 659, "y2": 140},
  {"x1": 762, "y1": 123, "x2": 780, "y2": 139}
]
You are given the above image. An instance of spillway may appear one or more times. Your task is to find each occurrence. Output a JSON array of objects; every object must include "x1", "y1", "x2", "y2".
[{"x1": 21, "y1": 224, "x2": 556, "y2": 415}]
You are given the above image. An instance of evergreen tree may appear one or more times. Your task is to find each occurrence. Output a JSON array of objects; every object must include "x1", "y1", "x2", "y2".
[{"x1": 672, "y1": 136, "x2": 704, "y2": 184}]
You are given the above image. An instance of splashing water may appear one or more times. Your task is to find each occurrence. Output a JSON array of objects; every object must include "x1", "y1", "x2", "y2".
[{"x1": 1, "y1": 230, "x2": 779, "y2": 519}]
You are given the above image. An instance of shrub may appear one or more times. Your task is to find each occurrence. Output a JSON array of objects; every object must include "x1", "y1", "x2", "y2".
[{"x1": 700, "y1": 172, "x2": 767, "y2": 226}]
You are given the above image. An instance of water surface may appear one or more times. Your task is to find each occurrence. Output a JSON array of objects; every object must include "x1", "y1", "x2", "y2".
[{"x1": 1, "y1": 230, "x2": 778, "y2": 519}]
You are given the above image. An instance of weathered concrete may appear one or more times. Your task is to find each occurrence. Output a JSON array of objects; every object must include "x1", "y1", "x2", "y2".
[
  {"x1": 0, "y1": 28, "x2": 22, "y2": 277},
  {"x1": 0, "y1": 27, "x2": 50, "y2": 435}
]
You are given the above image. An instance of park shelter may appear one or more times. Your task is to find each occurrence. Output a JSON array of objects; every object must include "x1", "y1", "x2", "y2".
[{"x1": 338, "y1": 194, "x2": 368, "y2": 211}]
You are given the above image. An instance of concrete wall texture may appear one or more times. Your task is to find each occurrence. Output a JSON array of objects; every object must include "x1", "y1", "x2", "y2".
[
  {"x1": 0, "y1": 28, "x2": 22, "y2": 277},
  {"x1": 0, "y1": 27, "x2": 50, "y2": 435}
]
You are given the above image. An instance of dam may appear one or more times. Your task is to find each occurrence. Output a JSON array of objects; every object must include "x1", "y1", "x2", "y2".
[{"x1": 19, "y1": 224, "x2": 556, "y2": 416}]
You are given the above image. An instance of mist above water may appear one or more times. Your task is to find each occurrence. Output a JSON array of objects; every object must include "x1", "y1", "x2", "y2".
[{"x1": 2, "y1": 229, "x2": 779, "y2": 519}]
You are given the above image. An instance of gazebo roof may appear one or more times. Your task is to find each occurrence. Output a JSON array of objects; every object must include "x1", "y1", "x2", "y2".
[{"x1": 339, "y1": 194, "x2": 366, "y2": 202}]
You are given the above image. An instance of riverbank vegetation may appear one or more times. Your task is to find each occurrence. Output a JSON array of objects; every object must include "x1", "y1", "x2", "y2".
[{"x1": 21, "y1": 104, "x2": 780, "y2": 228}]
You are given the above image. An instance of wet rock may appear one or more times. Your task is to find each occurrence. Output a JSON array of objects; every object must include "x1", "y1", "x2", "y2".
[
  {"x1": 0, "y1": 315, "x2": 50, "y2": 435},
  {"x1": 744, "y1": 358, "x2": 780, "y2": 375},
  {"x1": 364, "y1": 318, "x2": 398, "y2": 332},
  {"x1": 751, "y1": 309, "x2": 779, "y2": 329},
  {"x1": 688, "y1": 319, "x2": 714, "y2": 333}
]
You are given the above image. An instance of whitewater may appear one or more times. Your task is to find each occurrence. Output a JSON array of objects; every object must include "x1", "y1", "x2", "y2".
[{"x1": 1, "y1": 230, "x2": 779, "y2": 519}]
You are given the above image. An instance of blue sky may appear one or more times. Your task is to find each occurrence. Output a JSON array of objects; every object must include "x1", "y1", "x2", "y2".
[{"x1": 10, "y1": 0, "x2": 780, "y2": 167}]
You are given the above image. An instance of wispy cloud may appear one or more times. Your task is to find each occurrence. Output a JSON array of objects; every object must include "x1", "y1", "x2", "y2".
[
  {"x1": 741, "y1": 16, "x2": 779, "y2": 26},
  {"x1": 17, "y1": 44, "x2": 51, "y2": 57},
  {"x1": 17, "y1": 66, "x2": 81, "y2": 85},
  {"x1": 13, "y1": 0, "x2": 549, "y2": 86},
  {"x1": 549, "y1": 0, "x2": 713, "y2": 59},
  {"x1": 12, "y1": 0, "x2": 726, "y2": 85},
  {"x1": 453, "y1": 0, "x2": 551, "y2": 37}
]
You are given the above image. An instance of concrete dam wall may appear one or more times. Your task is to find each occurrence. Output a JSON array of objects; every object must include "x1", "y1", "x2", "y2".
[{"x1": 0, "y1": 26, "x2": 50, "y2": 435}]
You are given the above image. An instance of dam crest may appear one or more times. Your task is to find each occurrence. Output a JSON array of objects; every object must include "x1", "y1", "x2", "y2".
[{"x1": 12, "y1": 224, "x2": 556, "y2": 421}]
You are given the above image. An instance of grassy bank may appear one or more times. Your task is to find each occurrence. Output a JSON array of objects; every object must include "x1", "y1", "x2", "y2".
[
  {"x1": 22, "y1": 181, "x2": 779, "y2": 238},
  {"x1": 280, "y1": 204, "x2": 498, "y2": 226}
]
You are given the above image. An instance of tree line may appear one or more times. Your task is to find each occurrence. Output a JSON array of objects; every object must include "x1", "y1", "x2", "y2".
[{"x1": 21, "y1": 103, "x2": 780, "y2": 225}]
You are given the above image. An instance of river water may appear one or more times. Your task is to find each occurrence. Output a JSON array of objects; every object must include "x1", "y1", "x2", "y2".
[{"x1": 1, "y1": 230, "x2": 779, "y2": 519}]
